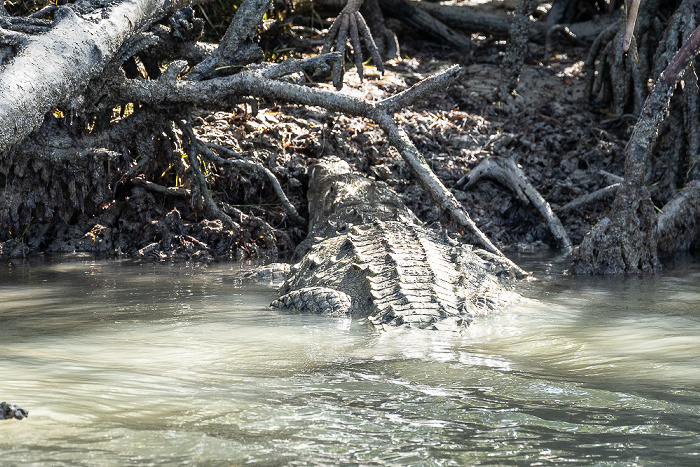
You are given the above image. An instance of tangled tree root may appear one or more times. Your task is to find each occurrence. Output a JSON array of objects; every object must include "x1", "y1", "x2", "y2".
[{"x1": 573, "y1": 18, "x2": 700, "y2": 273}]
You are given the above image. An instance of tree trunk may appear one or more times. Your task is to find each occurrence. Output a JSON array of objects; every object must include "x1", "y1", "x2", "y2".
[
  {"x1": 570, "y1": 23, "x2": 700, "y2": 274},
  {"x1": 0, "y1": 0, "x2": 195, "y2": 154}
]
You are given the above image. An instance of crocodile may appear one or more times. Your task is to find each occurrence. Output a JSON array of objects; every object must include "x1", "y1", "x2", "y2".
[{"x1": 271, "y1": 156, "x2": 516, "y2": 331}]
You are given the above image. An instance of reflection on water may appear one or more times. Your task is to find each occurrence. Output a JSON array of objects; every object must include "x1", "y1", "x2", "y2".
[{"x1": 1, "y1": 255, "x2": 699, "y2": 465}]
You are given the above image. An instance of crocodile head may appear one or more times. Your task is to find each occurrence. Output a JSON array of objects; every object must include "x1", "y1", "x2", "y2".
[{"x1": 306, "y1": 156, "x2": 420, "y2": 238}]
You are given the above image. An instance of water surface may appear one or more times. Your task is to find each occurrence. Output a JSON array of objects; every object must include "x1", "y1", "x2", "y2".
[{"x1": 1, "y1": 255, "x2": 699, "y2": 465}]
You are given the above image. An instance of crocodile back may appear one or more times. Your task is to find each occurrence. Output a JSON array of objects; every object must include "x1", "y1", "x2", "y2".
[{"x1": 279, "y1": 221, "x2": 505, "y2": 330}]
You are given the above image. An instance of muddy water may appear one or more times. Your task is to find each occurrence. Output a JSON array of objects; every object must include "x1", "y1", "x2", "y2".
[{"x1": 1, "y1": 256, "x2": 699, "y2": 465}]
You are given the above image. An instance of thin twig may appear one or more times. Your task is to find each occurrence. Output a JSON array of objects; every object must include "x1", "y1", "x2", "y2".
[
  {"x1": 132, "y1": 177, "x2": 190, "y2": 197},
  {"x1": 557, "y1": 183, "x2": 620, "y2": 213}
]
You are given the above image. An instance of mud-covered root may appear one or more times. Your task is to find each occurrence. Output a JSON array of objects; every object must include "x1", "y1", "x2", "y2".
[
  {"x1": 573, "y1": 21, "x2": 700, "y2": 274},
  {"x1": 177, "y1": 120, "x2": 240, "y2": 232},
  {"x1": 457, "y1": 157, "x2": 572, "y2": 252},
  {"x1": 584, "y1": 0, "x2": 700, "y2": 117},
  {"x1": 171, "y1": 121, "x2": 306, "y2": 255},
  {"x1": 569, "y1": 195, "x2": 660, "y2": 275},
  {"x1": 360, "y1": 0, "x2": 399, "y2": 60},
  {"x1": 583, "y1": 0, "x2": 670, "y2": 115},
  {"x1": 657, "y1": 181, "x2": 700, "y2": 252},
  {"x1": 498, "y1": 0, "x2": 538, "y2": 101}
]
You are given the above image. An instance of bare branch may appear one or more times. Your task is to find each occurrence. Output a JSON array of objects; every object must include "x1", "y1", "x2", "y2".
[
  {"x1": 263, "y1": 52, "x2": 342, "y2": 79},
  {"x1": 378, "y1": 65, "x2": 461, "y2": 113},
  {"x1": 557, "y1": 184, "x2": 620, "y2": 213}
]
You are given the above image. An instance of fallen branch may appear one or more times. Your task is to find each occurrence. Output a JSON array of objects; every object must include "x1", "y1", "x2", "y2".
[
  {"x1": 380, "y1": 0, "x2": 472, "y2": 52},
  {"x1": 371, "y1": 113, "x2": 528, "y2": 278},
  {"x1": 457, "y1": 157, "x2": 572, "y2": 251}
]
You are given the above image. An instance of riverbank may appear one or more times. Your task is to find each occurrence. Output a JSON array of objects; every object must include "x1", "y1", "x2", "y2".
[{"x1": 0, "y1": 31, "x2": 626, "y2": 262}]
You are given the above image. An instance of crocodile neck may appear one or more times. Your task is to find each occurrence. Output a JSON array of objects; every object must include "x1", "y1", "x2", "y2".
[{"x1": 306, "y1": 157, "x2": 420, "y2": 239}]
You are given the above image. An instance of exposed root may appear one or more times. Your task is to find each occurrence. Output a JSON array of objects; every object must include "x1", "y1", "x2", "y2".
[
  {"x1": 657, "y1": 181, "x2": 700, "y2": 252},
  {"x1": 177, "y1": 120, "x2": 240, "y2": 232},
  {"x1": 573, "y1": 20, "x2": 700, "y2": 273},
  {"x1": 203, "y1": 142, "x2": 306, "y2": 227},
  {"x1": 557, "y1": 183, "x2": 620, "y2": 213},
  {"x1": 320, "y1": 0, "x2": 384, "y2": 88},
  {"x1": 457, "y1": 157, "x2": 572, "y2": 252}
]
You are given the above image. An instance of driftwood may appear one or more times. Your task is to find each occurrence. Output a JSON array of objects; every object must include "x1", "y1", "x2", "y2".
[{"x1": 457, "y1": 157, "x2": 572, "y2": 252}]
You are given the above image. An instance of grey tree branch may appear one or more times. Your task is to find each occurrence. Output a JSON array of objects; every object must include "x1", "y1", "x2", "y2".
[
  {"x1": 458, "y1": 157, "x2": 573, "y2": 252},
  {"x1": 377, "y1": 65, "x2": 461, "y2": 113},
  {"x1": 557, "y1": 183, "x2": 620, "y2": 213},
  {"x1": 0, "y1": 0, "x2": 198, "y2": 155}
]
